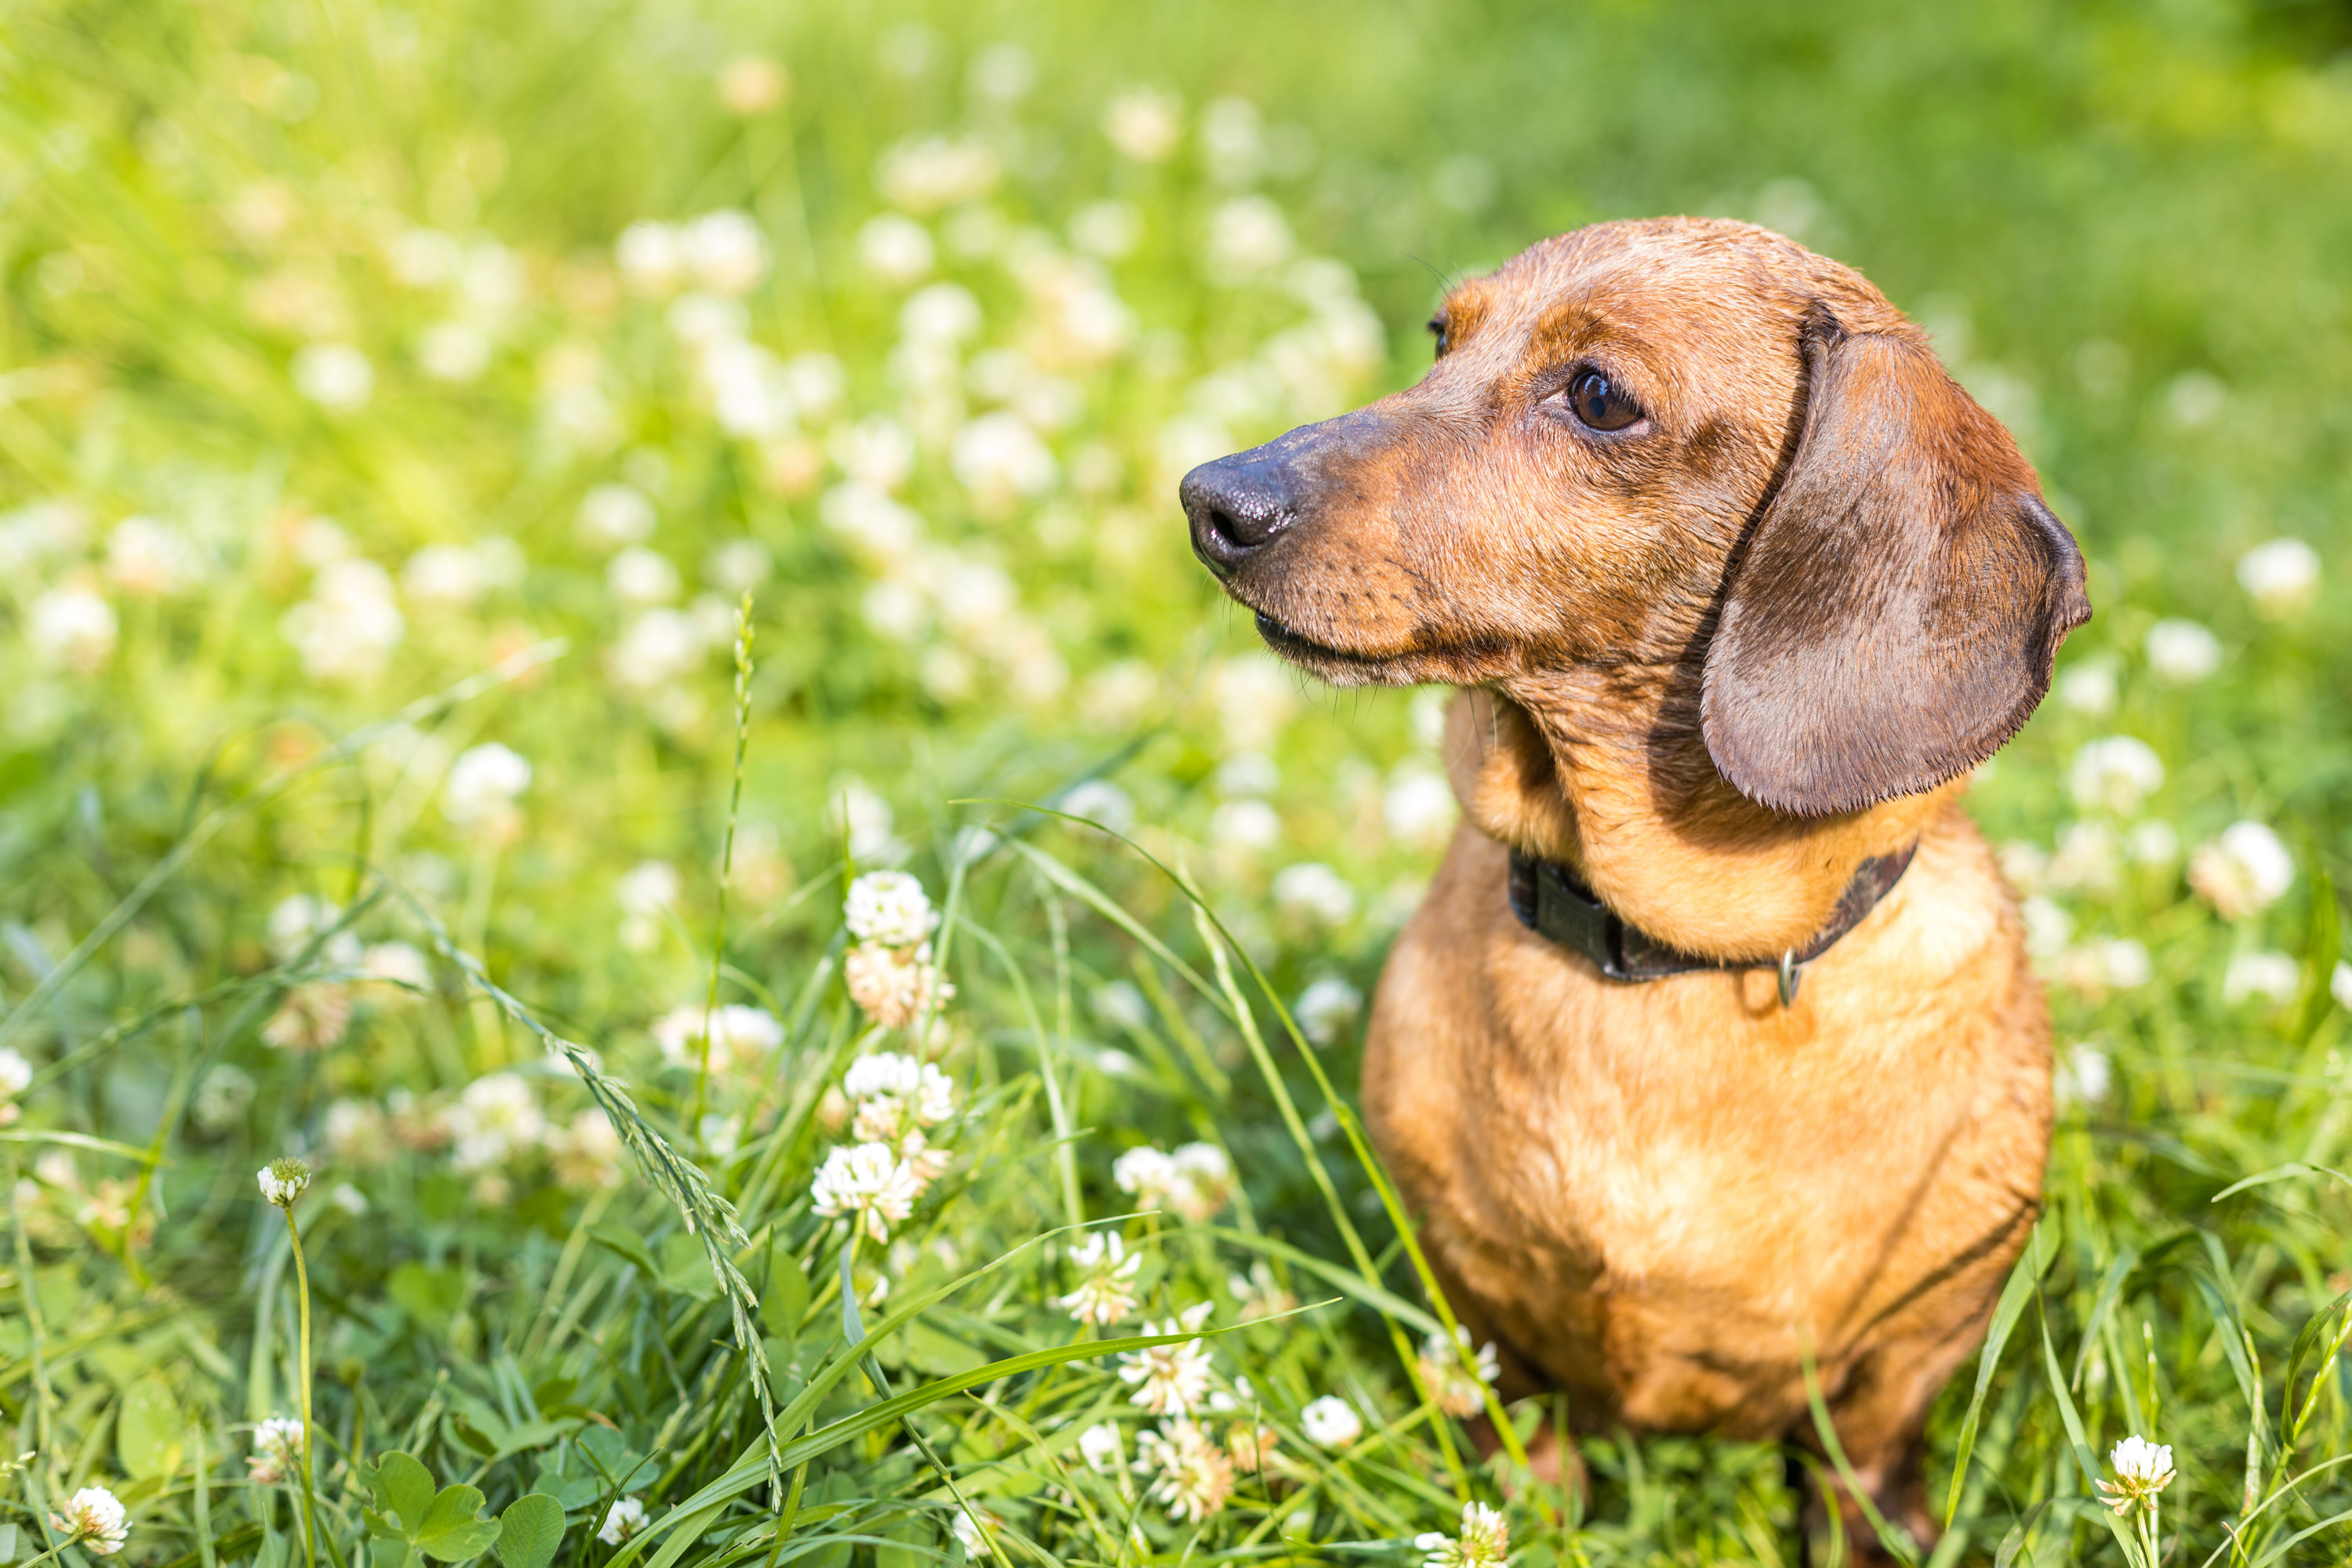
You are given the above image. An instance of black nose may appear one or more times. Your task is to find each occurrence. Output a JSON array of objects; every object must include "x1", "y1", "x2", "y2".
[{"x1": 1181, "y1": 451, "x2": 1298, "y2": 575}]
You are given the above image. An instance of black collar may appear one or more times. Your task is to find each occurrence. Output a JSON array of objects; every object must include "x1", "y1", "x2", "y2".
[{"x1": 1507, "y1": 843, "x2": 1917, "y2": 1006}]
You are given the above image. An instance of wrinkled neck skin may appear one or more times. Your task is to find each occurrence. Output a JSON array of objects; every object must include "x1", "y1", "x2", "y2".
[{"x1": 1443, "y1": 658, "x2": 1955, "y2": 963}]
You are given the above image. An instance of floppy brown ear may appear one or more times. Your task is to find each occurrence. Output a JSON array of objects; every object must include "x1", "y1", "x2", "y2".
[{"x1": 1700, "y1": 310, "x2": 2091, "y2": 816}]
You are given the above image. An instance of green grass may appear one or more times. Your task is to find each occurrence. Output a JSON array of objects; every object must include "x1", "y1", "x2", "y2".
[{"x1": 2, "y1": 1, "x2": 2351, "y2": 1565}]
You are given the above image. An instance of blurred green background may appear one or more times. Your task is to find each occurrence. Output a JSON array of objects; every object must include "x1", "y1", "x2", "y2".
[{"x1": 3, "y1": 2, "x2": 2352, "y2": 1564}]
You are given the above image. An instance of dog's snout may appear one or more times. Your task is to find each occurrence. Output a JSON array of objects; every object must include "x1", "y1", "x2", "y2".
[{"x1": 1182, "y1": 453, "x2": 1299, "y2": 574}]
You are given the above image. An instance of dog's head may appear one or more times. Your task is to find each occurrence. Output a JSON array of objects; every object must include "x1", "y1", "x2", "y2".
[{"x1": 1181, "y1": 217, "x2": 2089, "y2": 816}]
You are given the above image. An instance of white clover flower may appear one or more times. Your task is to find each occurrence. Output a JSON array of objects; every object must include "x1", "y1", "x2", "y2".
[
  {"x1": 844, "y1": 943, "x2": 953, "y2": 1029},
  {"x1": 1273, "y1": 862, "x2": 1357, "y2": 925},
  {"x1": 106, "y1": 515, "x2": 203, "y2": 597},
  {"x1": 361, "y1": 942, "x2": 432, "y2": 997},
  {"x1": 1112, "y1": 1144, "x2": 1233, "y2": 1224},
  {"x1": 608, "y1": 547, "x2": 681, "y2": 605},
  {"x1": 929, "y1": 555, "x2": 1019, "y2": 643},
  {"x1": 844, "y1": 871, "x2": 940, "y2": 946},
  {"x1": 263, "y1": 984, "x2": 351, "y2": 1051},
  {"x1": 2067, "y1": 737, "x2": 2165, "y2": 815},
  {"x1": 717, "y1": 56, "x2": 788, "y2": 114},
  {"x1": 1058, "y1": 779, "x2": 1135, "y2": 835},
  {"x1": 1418, "y1": 1328, "x2": 1500, "y2": 1417},
  {"x1": 577, "y1": 482, "x2": 656, "y2": 549},
  {"x1": 898, "y1": 1128, "x2": 953, "y2": 1190},
  {"x1": 1385, "y1": 768, "x2": 1458, "y2": 849},
  {"x1": 1229, "y1": 1261, "x2": 1298, "y2": 1320},
  {"x1": 2053, "y1": 938, "x2": 2151, "y2": 995},
  {"x1": 810, "y1": 1141, "x2": 921, "y2": 1242},
  {"x1": 1205, "y1": 196, "x2": 1293, "y2": 283},
  {"x1": 2127, "y1": 820, "x2": 2181, "y2": 866},
  {"x1": 617, "y1": 860, "x2": 681, "y2": 952},
  {"x1": 949, "y1": 1504, "x2": 1003, "y2": 1558},
  {"x1": 403, "y1": 543, "x2": 491, "y2": 606},
  {"x1": 843, "y1": 1051, "x2": 923, "y2": 1102},
  {"x1": 2096, "y1": 1435, "x2": 2175, "y2": 1515},
  {"x1": 1092, "y1": 981, "x2": 1149, "y2": 1033},
  {"x1": 679, "y1": 210, "x2": 768, "y2": 295},
  {"x1": 971, "y1": 42, "x2": 1034, "y2": 101},
  {"x1": 551, "y1": 1110, "x2": 626, "y2": 1193},
  {"x1": 0, "y1": 499, "x2": 87, "y2": 572},
  {"x1": 858, "y1": 215, "x2": 935, "y2": 286},
  {"x1": 2019, "y1": 896, "x2": 2074, "y2": 960},
  {"x1": 1300, "y1": 1394, "x2": 1363, "y2": 1447},
  {"x1": 266, "y1": 895, "x2": 360, "y2": 967},
  {"x1": 1113, "y1": 1146, "x2": 1176, "y2": 1205},
  {"x1": 1417, "y1": 1501, "x2": 1508, "y2": 1568},
  {"x1": 2145, "y1": 618, "x2": 2222, "y2": 683},
  {"x1": 324, "y1": 1099, "x2": 394, "y2": 1168},
  {"x1": 951, "y1": 412, "x2": 1058, "y2": 504},
  {"x1": 442, "y1": 743, "x2": 532, "y2": 830},
  {"x1": 257, "y1": 1160, "x2": 311, "y2": 1208},
  {"x1": 1054, "y1": 1231, "x2": 1143, "y2": 1326},
  {"x1": 1119, "y1": 1305, "x2": 1216, "y2": 1416},
  {"x1": 829, "y1": 779, "x2": 907, "y2": 866},
  {"x1": 2336, "y1": 960, "x2": 2352, "y2": 1013},
  {"x1": 28, "y1": 586, "x2": 118, "y2": 673},
  {"x1": 1077, "y1": 1421, "x2": 1125, "y2": 1475},
  {"x1": 2056, "y1": 659, "x2": 2118, "y2": 716},
  {"x1": 1210, "y1": 799, "x2": 1282, "y2": 852},
  {"x1": 2189, "y1": 820, "x2": 2294, "y2": 920},
  {"x1": 2045, "y1": 822, "x2": 2122, "y2": 895},
  {"x1": 247, "y1": 1417, "x2": 303, "y2": 1484},
  {"x1": 650, "y1": 1004, "x2": 785, "y2": 1074},
  {"x1": 2238, "y1": 538, "x2": 2320, "y2": 619},
  {"x1": 1070, "y1": 200, "x2": 1142, "y2": 260},
  {"x1": 2223, "y1": 950, "x2": 2300, "y2": 1006},
  {"x1": 2165, "y1": 371, "x2": 2224, "y2": 426},
  {"x1": 1134, "y1": 1420, "x2": 1234, "y2": 1523},
  {"x1": 874, "y1": 136, "x2": 1000, "y2": 213},
  {"x1": 1102, "y1": 88, "x2": 1183, "y2": 162},
  {"x1": 1294, "y1": 977, "x2": 1364, "y2": 1047},
  {"x1": 292, "y1": 343, "x2": 374, "y2": 412},
  {"x1": 608, "y1": 608, "x2": 707, "y2": 695},
  {"x1": 49, "y1": 1486, "x2": 130, "y2": 1555},
  {"x1": 417, "y1": 321, "x2": 492, "y2": 383},
  {"x1": 2053, "y1": 1042, "x2": 2112, "y2": 1107},
  {"x1": 844, "y1": 1053, "x2": 956, "y2": 1142},
  {"x1": 281, "y1": 558, "x2": 405, "y2": 682},
  {"x1": 597, "y1": 1497, "x2": 648, "y2": 1546},
  {"x1": 444, "y1": 1072, "x2": 544, "y2": 1172},
  {"x1": 1168, "y1": 1143, "x2": 1234, "y2": 1224},
  {"x1": 193, "y1": 1065, "x2": 255, "y2": 1134},
  {"x1": 1200, "y1": 97, "x2": 1266, "y2": 184},
  {"x1": 900, "y1": 281, "x2": 983, "y2": 346},
  {"x1": 0, "y1": 1047, "x2": 30, "y2": 1126}
]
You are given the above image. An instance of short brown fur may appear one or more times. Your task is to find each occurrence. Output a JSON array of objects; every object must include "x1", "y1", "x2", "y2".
[{"x1": 1180, "y1": 218, "x2": 2087, "y2": 1554}]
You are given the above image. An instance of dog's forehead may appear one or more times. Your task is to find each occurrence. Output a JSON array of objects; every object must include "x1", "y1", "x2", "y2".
[{"x1": 1444, "y1": 221, "x2": 1805, "y2": 353}]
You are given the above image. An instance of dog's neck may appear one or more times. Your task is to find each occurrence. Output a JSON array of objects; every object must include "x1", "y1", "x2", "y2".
[{"x1": 1444, "y1": 678, "x2": 1951, "y2": 961}]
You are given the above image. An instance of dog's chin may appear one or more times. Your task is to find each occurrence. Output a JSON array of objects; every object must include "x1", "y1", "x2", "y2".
[
  {"x1": 1251, "y1": 611, "x2": 1398, "y2": 683},
  {"x1": 1248, "y1": 609, "x2": 1501, "y2": 688}
]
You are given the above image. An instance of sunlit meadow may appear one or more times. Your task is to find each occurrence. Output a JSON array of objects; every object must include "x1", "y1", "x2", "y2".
[{"x1": 4, "y1": 3, "x2": 2352, "y2": 1566}]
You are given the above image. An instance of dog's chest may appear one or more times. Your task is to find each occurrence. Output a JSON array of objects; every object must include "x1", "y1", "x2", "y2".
[{"x1": 1361, "y1": 823, "x2": 2048, "y2": 1420}]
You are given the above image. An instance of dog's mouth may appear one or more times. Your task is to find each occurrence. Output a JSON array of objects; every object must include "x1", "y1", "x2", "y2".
[
  {"x1": 1248, "y1": 606, "x2": 1515, "y2": 688},
  {"x1": 1251, "y1": 610, "x2": 1384, "y2": 666}
]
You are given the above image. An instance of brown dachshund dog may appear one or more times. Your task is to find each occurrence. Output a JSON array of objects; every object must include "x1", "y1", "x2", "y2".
[{"x1": 1181, "y1": 218, "x2": 2088, "y2": 1552}]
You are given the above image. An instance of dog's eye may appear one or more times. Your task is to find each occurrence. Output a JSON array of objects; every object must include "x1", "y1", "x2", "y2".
[
  {"x1": 1426, "y1": 318, "x2": 1450, "y2": 358},
  {"x1": 1567, "y1": 369, "x2": 1642, "y2": 431}
]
